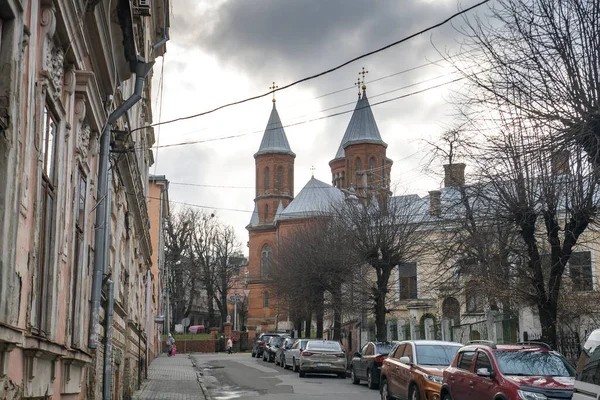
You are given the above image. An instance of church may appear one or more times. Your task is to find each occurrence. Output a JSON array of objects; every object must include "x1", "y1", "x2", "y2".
[{"x1": 245, "y1": 79, "x2": 393, "y2": 335}]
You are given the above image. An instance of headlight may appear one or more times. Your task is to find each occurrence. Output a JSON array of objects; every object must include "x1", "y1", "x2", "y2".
[
  {"x1": 423, "y1": 373, "x2": 443, "y2": 384},
  {"x1": 517, "y1": 390, "x2": 547, "y2": 400}
]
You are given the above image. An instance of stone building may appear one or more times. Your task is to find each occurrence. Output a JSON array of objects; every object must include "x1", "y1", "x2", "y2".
[{"x1": 0, "y1": 0, "x2": 169, "y2": 398}]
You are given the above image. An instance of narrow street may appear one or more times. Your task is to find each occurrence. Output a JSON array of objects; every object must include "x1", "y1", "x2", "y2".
[{"x1": 192, "y1": 353, "x2": 381, "y2": 400}]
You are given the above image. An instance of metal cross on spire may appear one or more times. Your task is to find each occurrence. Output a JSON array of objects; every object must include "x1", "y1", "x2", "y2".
[
  {"x1": 310, "y1": 165, "x2": 316, "y2": 177},
  {"x1": 359, "y1": 67, "x2": 369, "y2": 90},
  {"x1": 355, "y1": 77, "x2": 362, "y2": 97},
  {"x1": 269, "y1": 81, "x2": 278, "y2": 103}
]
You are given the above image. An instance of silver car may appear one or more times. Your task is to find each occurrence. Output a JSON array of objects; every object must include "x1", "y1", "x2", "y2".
[
  {"x1": 298, "y1": 340, "x2": 346, "y2": 378},
  {"x1": 283, "y1": 338, "x2": 316, "y2": 371}
]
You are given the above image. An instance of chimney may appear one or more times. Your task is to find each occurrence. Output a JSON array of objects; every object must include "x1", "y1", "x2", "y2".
[
  {"x1": 551, "y1": 151, "x2": 570, "y2": 175},
  {"x1": 429, "y1": 190, "x2": 441, "y2": 216},
  {"x1": 444, "y1": 163, "x2": 466, "y2": 187}
]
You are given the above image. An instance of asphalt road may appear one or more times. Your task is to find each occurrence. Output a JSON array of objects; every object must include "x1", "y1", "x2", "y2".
[{"x1": 191, "y1": 353, "x2": 381, "y2": 400}]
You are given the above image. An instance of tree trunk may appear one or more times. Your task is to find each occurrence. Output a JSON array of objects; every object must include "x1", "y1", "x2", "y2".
[
  {"x1": 316, "y1": 296, "x2": 324, "y2": 339},
  {"x1": 374, "y1": 266, "x2": 391, "y2": 341},
  {"x1": 538, "y1": 300, "x2": 558, "y2": 348},
  {"x1": 304, "y1": 313, "x2": 312, "y2": 338}
]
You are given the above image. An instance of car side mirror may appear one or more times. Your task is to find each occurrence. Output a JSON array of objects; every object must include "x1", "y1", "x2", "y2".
[
  {"x1": 354, "y1": 352, "x2": 362, "y2": 358},
  {"x1": 476, "y1": 368, "x2": 493, "y2": 378},
  {"x1": 399, "y1": 356, "x2": 412, "y2": 365}
]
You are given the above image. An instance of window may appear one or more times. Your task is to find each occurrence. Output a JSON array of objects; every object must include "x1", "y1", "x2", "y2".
[
  {"x1": 364, "y1": 343, "x2": 374, "y2": 356},
  {"x1": 263, "y1": 291, "x2": 269, "y2": 308},
  {"x1": 265, "y1": 167, "x2": 270, "y2": 190},
  {"x1": 466, "y1": 280, "x2": 484, "y2": 313},
  {"x1": 355, "y1": 158, "x2": 361, "y2": 176},
  {"x1": 261, "y1": 244, "x2": 272, "y2": 278},
  {"x1": 369, "y1": 157, "x2": 375, "y2": 179},
  {"x1": 569, "y1": 251, "x2": 593, "y2": 291},
  {"x1": 442, "y1": 297, "x2": 461, "y2": 326},
  {"x1": 398, "y1": 262, "x2": 417, "y2": 300},
  {"x1": 475, "y1": 351, "x2": 492, "y2": 372},
  {"x1": 70, "y1": 169, "x2": 87, "y2": 347},
  {"x1": 457, "y1": 351, "x2": 475, "y2": 370},
  {"x1": 265, "y1": 204, "x2": 269, "y2": 222},
  {"x1": 277, "y1": 166, "x2": 283, "y2": 190},
  {"x1": 35, "y1": 106, "x2": 58, "y2": 335},
  {"x1": 402, "y1": 343, "x2": 414, "y2": 362},
  {"x1": 288, "y1": 166, "x2": 293, "y2": 192}
]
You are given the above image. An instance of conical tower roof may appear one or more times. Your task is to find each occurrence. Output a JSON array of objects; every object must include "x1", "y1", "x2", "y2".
[
  {"x1": 333, "y1": 90, "x2": 387, "y2": 160},
  {"x1": 254, "y1": 103, "x2": 296, "y2": 158}
]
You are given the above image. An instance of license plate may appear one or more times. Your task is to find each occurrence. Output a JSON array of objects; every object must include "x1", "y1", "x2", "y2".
[{"x1": 316, "y1": 363, "x2": 330, "y2": 367}]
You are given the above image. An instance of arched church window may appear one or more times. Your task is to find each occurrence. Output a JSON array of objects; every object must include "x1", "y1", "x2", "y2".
[
  {"x1": 356, "y1": 157, "x2": 362, "y2": 173},
  {"x1": 277, "y1": 166, "x2": 283, "y2": 190},
  {"x1": 265, "y1": 167, "x2": 270, "y2": 190},
  {"x1": 370, "y1": 157, "x2": 376, "y2": 180},
  {"x1": 261, "y1": 244, "x2": 272, "y2": 279},
  {"x1": 288, "y1": 166, "x2": 293, "y2": 193},
  {"x1": 265, "y1": 204, "x2": 269, "y2": 222},
  {"x1": 263, "y1": 291, "x2": 269, "y2": 308}
]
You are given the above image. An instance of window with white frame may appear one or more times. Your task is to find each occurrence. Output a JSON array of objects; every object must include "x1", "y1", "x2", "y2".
[
  {"x1": 569, "y1": 251, "x2": 593, "y2": 291},
  {"x1": 398, "y1": 262, "x2": 417, "y2": 300},
  {"x1": 261, "y1": 244, "x2": 272, "y2": 279}
]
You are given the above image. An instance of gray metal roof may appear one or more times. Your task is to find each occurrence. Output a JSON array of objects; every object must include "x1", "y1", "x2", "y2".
[
  {"x1": 273, "y1": 200, "x2": 285, "y2": 223},
  {"x1": 248, "y1": 203, "x2": 259, "y2": 226},
  {"x1": 278, "y1": 177, "x2": 344, "y2": 220},
  {"x1": 334, "y1": 90, "x2": 387, "y2": 160},
  {"x1": 254, "y1": 103, "x2": 296, "y2": 158}
]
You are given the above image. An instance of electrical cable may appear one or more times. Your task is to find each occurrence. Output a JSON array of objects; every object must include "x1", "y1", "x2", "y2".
[{"x1": 130, "y1": 0, "x2": 490, "y2": 134}]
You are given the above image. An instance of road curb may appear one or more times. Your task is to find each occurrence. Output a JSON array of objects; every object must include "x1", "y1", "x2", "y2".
[{"x1": 188, "y1": 354, "x2": 214, "y2": 400}]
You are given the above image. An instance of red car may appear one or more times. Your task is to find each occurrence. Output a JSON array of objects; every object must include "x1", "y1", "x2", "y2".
[{"x1": 441, "y1": 341, "x2": 575, "y2": 400}]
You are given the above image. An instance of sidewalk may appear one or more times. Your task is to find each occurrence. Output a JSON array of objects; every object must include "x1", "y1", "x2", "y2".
[{"x1": 133, "y1": 354, "x2": 209, "y2": 400}]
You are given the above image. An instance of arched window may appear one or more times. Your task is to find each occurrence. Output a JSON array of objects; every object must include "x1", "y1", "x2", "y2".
[
  {"x1": 370, "y1": 157, "x2": 376, "y2": 179},
  {"x1": 265, "y1": 204, "x2": 269, "y2": 222},
  {"x1": 261, "y1": 244, "x2": 272, "y2": 279},
  {"x1": 442, "y1": 297, "x2": 461, "y2": 326},
  {"x1": 288, "y1": 166, "x2": 293, "y2": 193},
  {"x1": 466, "y1": 281, "x2": 484, "y2": 313},
  {"x1": 263, "y1": 291, "x2": 269, "y2": 308},
  {"x1": 355, "y1": 157, "x2": 362, "y2": 174},
  {"x1": 277, "y1": 166, "x2": 283, "y2": 190},
  {"x1": 265, "y1": 167, "x2": 270, "y2": 190},
  {"x1": 341, "y1": 171, "x2": 345, "y2": 186}
]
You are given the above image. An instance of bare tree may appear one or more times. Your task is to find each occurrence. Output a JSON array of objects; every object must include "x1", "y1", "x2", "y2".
[
  {"x1": 212, "y1": 226, "x2": 243, "y2": 326},
  {"x1": 451, "y1": 0, "x2": 600, "y2": 165},
  {"x1": 335, "y1": 194, "x2": 427, "y2": 341}
]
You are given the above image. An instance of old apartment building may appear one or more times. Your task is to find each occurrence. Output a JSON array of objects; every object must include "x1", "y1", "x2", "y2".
[{"x1": 0, "y1": 0, "x2": 169, "y2": 398}]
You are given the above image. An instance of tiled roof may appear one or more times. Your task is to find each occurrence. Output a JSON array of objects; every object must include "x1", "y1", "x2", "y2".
[
  {"x1": 254, "y1": 103, "x2": 295, "y2": 158},
  {"x1": 278, "y1": 177, "x2": 344, "y2": 220},
  {"x1": 334, "y1": 90, "x2": 386, "y2": 160}
]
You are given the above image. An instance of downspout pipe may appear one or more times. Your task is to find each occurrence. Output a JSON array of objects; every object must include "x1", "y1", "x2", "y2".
[
  {"x1": 102, "y1": 280, "x2": 115, "y2": 400},
  {"x1": 88, "y1": 55, "x2": 155, "y2": 349}
]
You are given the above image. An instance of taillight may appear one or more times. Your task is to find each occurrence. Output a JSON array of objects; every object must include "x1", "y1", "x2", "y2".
[
  {"x1": 258, "y1": 341, "x2": 265, "y2": 345},
  {"x1": 335, "y1": 353, "x2": 345, "y2": 358},
  {"x1": 301, "y1": 351, "x2": 313, "y2": 356},
  {"x1": 374, "y1": 355, "x2": 387, "y2": 363}
]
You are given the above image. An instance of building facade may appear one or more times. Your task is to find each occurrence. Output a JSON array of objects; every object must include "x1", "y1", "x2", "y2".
[{"x1": 0, "y1": 0, "x2": 169, "y2": 398}]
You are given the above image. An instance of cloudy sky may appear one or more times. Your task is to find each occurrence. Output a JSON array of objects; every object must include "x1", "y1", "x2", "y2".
[{"x1": 150, "y1": 0, "x2": 486, "y2": 253}]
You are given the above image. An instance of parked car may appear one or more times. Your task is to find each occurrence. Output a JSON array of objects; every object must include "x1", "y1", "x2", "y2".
[
  {"x1": 574, "y1": 329, "x2": 600, "y2": 399},
  {"x1": 263, "y1": 336, "x2": 284, "y2": 362},
  {"x1": 251, "y1": 333, "x2": 280, "y2": 358},
  {"x1": 441, "y1": 341, "x2": 575, "y2": 400},
  {"x1": 277, "y1": 337, "x2": 297, "y2": 367},
  {"x1": 298, "y1": 340, "x2": 346, "y2": 378},
  {"x1": 350, "y1": 341, "x2": 397, "y2": 389},
  {"x1": 188, "y1": 325, "x2": 205, "y2": 334},
  {"x1": 379, "y1": 340, "x2": 462, "y2": 400},
  {"x1": 283, "y1": 338, "x2": 317, "y2": 371}
]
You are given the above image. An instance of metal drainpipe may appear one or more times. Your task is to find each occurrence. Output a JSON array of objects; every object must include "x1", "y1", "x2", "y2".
[
  {"x1": 102, "y1": 279, "x2": 115, "y2": 400},
  {"x1": 88, "y1": 56, "x2": 155, "y2": 349}
]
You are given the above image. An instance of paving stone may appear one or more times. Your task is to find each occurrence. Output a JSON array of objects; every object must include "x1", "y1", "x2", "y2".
[{"x1": 133, "y1": 354, "x2": 207, "y2": 400}]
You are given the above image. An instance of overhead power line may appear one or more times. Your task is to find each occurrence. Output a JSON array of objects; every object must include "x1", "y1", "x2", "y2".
[{"x1": 132, "y1": 0, "x2": 490, "y2": 134}]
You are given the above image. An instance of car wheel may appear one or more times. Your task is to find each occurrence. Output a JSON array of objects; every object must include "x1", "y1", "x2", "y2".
[
  {"x1": 293, "y1": 359, "x2": 299, "y2": 372},
  {"x1": 441, "y1": 393, "x2": 452, "y2": 400},
  {"x1": 275, "y1": 355, "x2": 280, "y2": 366},
  {"x1": 367, "y1": 369, "x2": 378, "y2": 389},
  {"x1": 281, "y1": 355, "x2": 286, "y2": 368},
  {"x1": 251, "y1": 351, "x2": 255, "y2": 358},
  {"x1": 409, "y1": 385, "x2": 420, "y2": 400},
  {"x1": 263, "y1": 353, "x2": 267, "y2": 362},
  {"x1": 380, "y1": 378, "x2": 391, "y2": 400},
  {"x1": 299, "y1": 369, "x2": 305, "y2": 378},
  {"x1": 351, "y1": 367, "x2": 360, "y2": 384}
]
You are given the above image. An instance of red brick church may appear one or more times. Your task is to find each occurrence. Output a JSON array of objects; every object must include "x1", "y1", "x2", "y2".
[{"x1": 245, "y1": 82, "x2": 393, "y2": 336}]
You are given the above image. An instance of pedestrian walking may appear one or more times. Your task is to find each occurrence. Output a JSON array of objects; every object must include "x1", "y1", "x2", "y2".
[
  {"x1": 167, "y1": 333, "x2": 175, "y2": 356},
  {"x1": 227, "y1": 337, "x2": 233, "y2": 354}
]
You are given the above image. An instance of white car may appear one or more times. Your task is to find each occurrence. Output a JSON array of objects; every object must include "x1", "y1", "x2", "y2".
[
  {"x1": 573, "y1": 329, "x2": 600, "y2": 399},
  {"x1": 283, "y1": 338, "x2": 315, "y2": 371}
]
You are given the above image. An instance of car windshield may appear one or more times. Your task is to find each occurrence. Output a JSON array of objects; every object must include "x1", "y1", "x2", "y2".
[
  {"x1": 375, "y1": 343, "x2": 395, "y2": 355},
  {"x1": 307, "y1": 341, "x2": 342, "y2": 351},
  {"x1": 415, "y1": 344, "x2": 461, "y2": 366},
  {"x1": 270, "y1": 337, "x2": 283, "y2": 345},
  {"x1": 495, "y1": 351, "x2": 576, "y2": 377}
]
